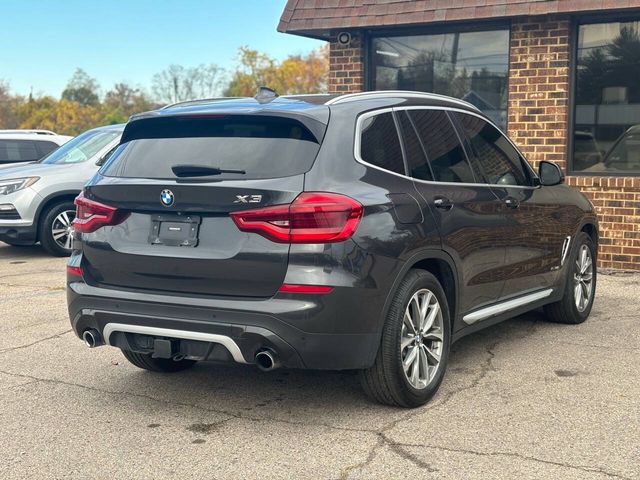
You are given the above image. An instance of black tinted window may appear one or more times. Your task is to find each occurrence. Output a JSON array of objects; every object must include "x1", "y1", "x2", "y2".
[
  {"x1": 397, "y1": 111, "x2": 433, "y2": 181},
  {"x1": 360, "y1": 112, "x2": 405, "y2": 175},
  {"x1": 573, "y1": 21, "x2": 640, "y2": 174},
  {"x1": 102, "y1": 116, "x2": 322, "y2": 180},
  {"x1": 0, "y1": 140, "x2": 40, "y2": 163},
  {"x1": 455, "y1": 113, "x2": 531, "y2": 186},
  {"x1": 35, "y1": 141, "x2": 59, "y2": 157},
  {"x1": 408, "y1": 110, "x2": 475, "y2": 183}
]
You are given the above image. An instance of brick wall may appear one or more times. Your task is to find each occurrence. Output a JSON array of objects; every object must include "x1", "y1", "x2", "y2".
[
  {"x1": 507, "y1": 17, "x2": 570, "y2": 172},
  {"x1": 327, "y1": 19, "x2": 640, "y2": 271},
  {"x1": 328, "y1": 31, "x2": 365, "y2": 94},
  {"x1": 507, "y1": 16, "x2": 640, "y2": 271}
]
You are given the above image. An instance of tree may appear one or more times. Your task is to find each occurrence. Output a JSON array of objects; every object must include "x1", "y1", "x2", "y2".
[
  {"x1": 152, "y1": 64, "x2": 224, "y2": 104},
  {"x1": 224, "y1": 45, "x2": 329, "y2": 96},
  {"x1": 15, "y1": 96, "x2": 101, "y2": 136},
  {"x1": 102, "y1": 82, "x2": 155, "y2": 124},
  {"x1": 61, "y1": 68, "x2": 100, "y2": 106},
  {"x1": 0, "y1": 80, "x2": 20, "y2": 128}
]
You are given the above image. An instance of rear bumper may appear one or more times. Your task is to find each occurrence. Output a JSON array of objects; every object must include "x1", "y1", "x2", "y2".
[{"x1": 67, "y1": 280, "x2": 383, "y2": 370}]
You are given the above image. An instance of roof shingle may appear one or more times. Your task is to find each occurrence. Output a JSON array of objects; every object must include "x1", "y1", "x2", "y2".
[{"x1": 278, "y1": 0, "x2": 640, "y2": 37}]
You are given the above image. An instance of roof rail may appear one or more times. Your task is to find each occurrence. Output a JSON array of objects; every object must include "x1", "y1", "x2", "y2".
[
  {"x1": 325, "y1": 90, "x2": 480, "y2": 111},
  {"x1": 0, "y1": 129, "x2": 57, "y2": 135},
  {"x1": 160, "y1": 97, "x2": 244, "y2": 110}
]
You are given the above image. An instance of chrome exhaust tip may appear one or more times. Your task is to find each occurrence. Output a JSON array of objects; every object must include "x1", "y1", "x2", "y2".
[
  {"x1": 255, "y1": 350, "x2": 281, "y2": 372},
  {"x1": 82, "y1": 329, "x2": 103, "y2": 348}
]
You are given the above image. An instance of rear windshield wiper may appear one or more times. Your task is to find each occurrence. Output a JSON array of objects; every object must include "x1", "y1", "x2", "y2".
[{"x1": 171, "y1": 165, "x2": 246, "y2": 177}]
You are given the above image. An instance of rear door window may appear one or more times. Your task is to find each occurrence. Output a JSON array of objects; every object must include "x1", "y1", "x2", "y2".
[
  {"x1": 0, "y1": 139, "x2": 40, "y2": 163},
  {"x1": 101, "y1": 116, "x2": 323, "y2": 180},
  {"x1": 358, "y1": 112, "x2": 406, "y2": 175},
  {"x1": 397, "y1": 111, "x2": 433, "y2": 181},
  {"x1": 454, "y1": 113, "x2": 533, "y2": 186},
  {"x1": 408, "y1": 110, "x2": 476, "y2": 183},
  {"x1": 35, "y1": 140, "x2": 60, "y2": 157}
]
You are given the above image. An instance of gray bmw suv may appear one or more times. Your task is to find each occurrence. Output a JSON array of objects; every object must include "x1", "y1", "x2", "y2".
[{"x1": 67, "y1": 91, "x2": 598, "y2": 407}]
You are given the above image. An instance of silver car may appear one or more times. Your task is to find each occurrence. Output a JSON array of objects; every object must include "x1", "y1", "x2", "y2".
[{"x1": 0, "y1": 124, "x2": 123, "y2": 256}]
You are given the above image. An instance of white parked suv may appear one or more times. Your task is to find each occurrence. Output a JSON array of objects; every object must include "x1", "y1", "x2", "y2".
[
  {"x1": 0, "y1": 130, "x2": 73, "y2": 164},
  {"x1": 0, "y1": 125, "x2": 123, "y2": 255}
]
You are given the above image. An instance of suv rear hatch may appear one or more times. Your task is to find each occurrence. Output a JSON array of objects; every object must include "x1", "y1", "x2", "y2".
[{"x1": 77, "y1": 112, "x2": 327, "y2": 298}]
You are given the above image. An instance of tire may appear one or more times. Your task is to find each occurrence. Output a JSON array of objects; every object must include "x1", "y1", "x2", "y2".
[
  {"x1": 360, "y1": 269, "x2": 451, "y2": 408},
  {"x1": 544, "y1": 232, "x2": 597, "y2": 324},
  {"x1": 120, "y1": 349, "x2": 197, "y2": 373},
  {"x1": 38, "y1": 201, "x2": 76, "y2": 256}
]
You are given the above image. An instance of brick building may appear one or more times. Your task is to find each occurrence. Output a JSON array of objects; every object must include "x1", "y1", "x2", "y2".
[{"x1": 278, "y1": 0, "x2": 640, "y2": 270}]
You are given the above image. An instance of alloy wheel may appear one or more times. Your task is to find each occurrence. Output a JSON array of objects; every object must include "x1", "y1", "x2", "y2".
[
  {"x1": 573, "y1": 244, "x2": 593, "y2": 312},
  {"x1": 51, "y1": 210, "x2": 76, "y2": 251},
  {"x1": 401, "y1": 288, "x2": 444, "y2": 390}
]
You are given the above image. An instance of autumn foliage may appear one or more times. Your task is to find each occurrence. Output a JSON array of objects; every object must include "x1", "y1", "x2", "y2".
[{"x1": 0, "y1": 45, "x2": 328, "y2": 136}]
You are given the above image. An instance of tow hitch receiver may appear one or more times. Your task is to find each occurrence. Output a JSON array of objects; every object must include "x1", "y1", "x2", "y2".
[{"x1": 152, "y1": 338, "x2": 175, "y2": 359}]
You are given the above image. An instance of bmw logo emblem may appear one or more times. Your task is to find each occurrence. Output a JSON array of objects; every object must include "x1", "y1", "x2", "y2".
[{"x1": 160, "y1": 189, "x2": 174, "y2": 207}]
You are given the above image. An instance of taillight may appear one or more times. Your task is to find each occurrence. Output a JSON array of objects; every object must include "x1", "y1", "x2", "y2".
[
  {"x1": 66, "y1": 265, "x2": 83, "y2": 277},
  {"x1": 230, "y1": 192, "x2": 363, "y2": 243},
  {"x1": 73, "y1": 191, "x2": 129, "y2": 233}
]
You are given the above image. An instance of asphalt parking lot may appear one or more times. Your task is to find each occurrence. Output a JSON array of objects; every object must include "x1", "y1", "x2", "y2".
[{"x1": 0, "y1": 242, "x2": 638, "y2": 480}]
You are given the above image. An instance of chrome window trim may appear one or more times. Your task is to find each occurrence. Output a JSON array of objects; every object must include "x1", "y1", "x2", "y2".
[
  {"x1": 354, "y1": 105, "x2": 539, "y2": 190},
  {"x1": 328, "y1": 90, "x2": 480, "y2": 111},
  {"x1": 102, "y1": 323, "x2": 248, "y2": 364},
  {"x1": 463, "y1": 288, "x2": 554, "y2": 325}
]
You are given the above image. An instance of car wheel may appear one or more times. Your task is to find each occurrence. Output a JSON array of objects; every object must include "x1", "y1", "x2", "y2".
[
  {"x1": 544, "y1": 232, "x2": 596, "y2": 324},
  {"x1": 360, "y1": 269, "x2": 451, "y2": 408},
  {"x1": 120, "y1": 349, "x2": 197, "y2": 373},
  {"x1": 38, "y1": 201, "x2": 76, "y2": 256}
]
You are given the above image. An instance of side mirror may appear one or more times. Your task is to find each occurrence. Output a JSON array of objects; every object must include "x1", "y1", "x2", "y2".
[{"x1": 538, "y1": 161, "x2": 564, "y2": 186}]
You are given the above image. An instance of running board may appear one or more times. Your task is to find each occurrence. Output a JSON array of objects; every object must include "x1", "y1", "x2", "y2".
[
  {"x1": 102, "y1": 323, "x2": 248, "y2": 364},
  {"x1": 463, "y1": 289, "x2": 553, "y2": 325}
]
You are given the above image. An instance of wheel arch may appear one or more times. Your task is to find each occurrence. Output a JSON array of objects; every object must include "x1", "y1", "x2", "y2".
[
  {"x1": 580, "y1": 222, "x2": 598, "y2": 247},
  {"x1": 34, "y1": 190, "x2": 80, "y2": 237},
  {"x1": 381, "y1": 250, "x2": 461, "y2": 334}
]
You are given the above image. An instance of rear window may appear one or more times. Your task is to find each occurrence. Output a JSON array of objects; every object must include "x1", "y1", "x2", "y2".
[{"x1": 101, "y1": 116, "x2": 322, "y2": 180}]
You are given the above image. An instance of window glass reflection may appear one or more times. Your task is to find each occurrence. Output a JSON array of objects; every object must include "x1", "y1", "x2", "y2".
[
  {"x1": 574, "y1": 21, "x2": 640, "y2": 173},
  {"x1": 372, "y1": 30, "x2": 509, "y2": 130}
]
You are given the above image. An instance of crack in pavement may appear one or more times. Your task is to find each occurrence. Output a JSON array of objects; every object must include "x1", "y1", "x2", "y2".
[
  {"x1": 0, "y1": 329, "x2": 73, "y2": 354},
  {"x1": 0, "y1": 369, "x2": 381, "y2": 436},
  {"x1": 554, "y1": 341, "x2": 640, "y2": 352},
  {"x1": 389, "y1": 442, "x2": 633, "y2": 480},
  {"x1": 340, "y1": 321, "x2": 545, "y2": 479},
  {"x1": 339, "y1": 340, "x2": 503, "y2": 478}
]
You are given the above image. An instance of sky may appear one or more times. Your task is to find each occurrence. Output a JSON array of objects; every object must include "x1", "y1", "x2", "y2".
[{"x1": 0, "y1": 0, "x2": 324, "y2": 98}]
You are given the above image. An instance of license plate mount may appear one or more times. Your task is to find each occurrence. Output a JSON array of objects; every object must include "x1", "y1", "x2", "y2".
[{"x1": 148, "y1": 214, "x2": 201, "y2": 247}]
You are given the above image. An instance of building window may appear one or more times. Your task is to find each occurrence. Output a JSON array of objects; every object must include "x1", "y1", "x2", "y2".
[
  {"x1": 573, "y1": 20, "x2": 640, "y2": 174},
  {"x1": 371, "y1": 29, "x2": 510, "y2": 130}
]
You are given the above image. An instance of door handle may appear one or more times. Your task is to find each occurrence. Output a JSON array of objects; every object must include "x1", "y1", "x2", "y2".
[
  {"x1": 433, "y1": 196, "x2": 453, "y2": 211},
  {"x1": 504, "y1": 197, "x2": 520, "y2": 209}
]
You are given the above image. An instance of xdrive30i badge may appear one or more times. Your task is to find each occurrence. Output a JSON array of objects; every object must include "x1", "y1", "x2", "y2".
[{"x1": 160, "y1": 189, "x2": 175, "y2": 207}]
